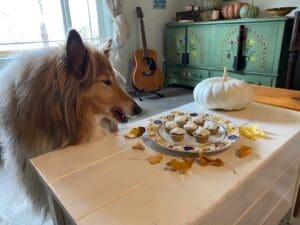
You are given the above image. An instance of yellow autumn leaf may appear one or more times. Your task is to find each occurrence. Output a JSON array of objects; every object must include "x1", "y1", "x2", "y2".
[
  {"x1": 238, "y1": 145, "x2": 252, "y2": 158},
  {"x1": 148, "y1": 154, "x2": 163, "y2": 164},
  {"x1": 132, "y1": 141, "x2": 145, "y2": 151},
  {"x1": 198, "y1": 155, "x2": 224, "y2": 167},
  {"x1": 166, "y1": 158, "x2": 194, "y2": 173},
  {"x1": 125, "y1": 127, "x2": 146, "y2": 138},
  {"x1": 239, "y1": 125, "x2": 266, "y2": 140}
]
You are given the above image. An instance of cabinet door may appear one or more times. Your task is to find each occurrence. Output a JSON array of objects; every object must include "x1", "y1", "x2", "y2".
[
  {"x1": 166, "y1": 26, "x2": 186, "y2": 66},
  {"x1": 211, "y1": 22, "x2": 283, "y2": 74},
  {"x1": 166, "y1": 25, "x2": 209, "y2": 67},
  {"x1": 187, "y1": 25, "x2": 210, "y2": 67},
  {"x1": 167, "y1": 66, "x2": 210, "y2": 87}
]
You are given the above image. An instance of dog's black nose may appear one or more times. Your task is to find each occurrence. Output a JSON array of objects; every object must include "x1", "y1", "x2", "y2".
[{"x1": 132, "y1": 102, "x2": 142, "y2": 115}]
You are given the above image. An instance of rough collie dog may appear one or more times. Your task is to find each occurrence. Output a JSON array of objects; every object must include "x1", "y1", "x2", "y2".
[{"x1": 0, "y1": 29, "x2": 141, "y2": 213}]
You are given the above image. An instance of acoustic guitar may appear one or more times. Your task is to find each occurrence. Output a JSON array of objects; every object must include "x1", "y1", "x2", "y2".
[{"x1": 131, "y1": 7, "x2": 164, "y2": 92}]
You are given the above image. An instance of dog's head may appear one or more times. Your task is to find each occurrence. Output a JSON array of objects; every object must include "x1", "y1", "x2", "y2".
[{"x1": 65, "y1": 30, "x2": 141, "y2": 124}]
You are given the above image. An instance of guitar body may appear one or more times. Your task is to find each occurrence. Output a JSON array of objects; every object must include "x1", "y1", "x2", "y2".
[{"x1": 132, "y1": 49, "x2": 164, "y2": 92}]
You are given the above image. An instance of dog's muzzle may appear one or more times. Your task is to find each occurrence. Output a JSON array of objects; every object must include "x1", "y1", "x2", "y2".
[
  {"x1": 111, "y1": 106, "x2": 128, "y2": 123},
  {"x1": 111, "y1": 103, "x2": 141, "y2": 123}
]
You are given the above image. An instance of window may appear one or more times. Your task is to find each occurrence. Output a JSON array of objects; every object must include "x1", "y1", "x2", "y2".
[{"x1": 0, "y1": 0, "x2": 112, "y2": 51}]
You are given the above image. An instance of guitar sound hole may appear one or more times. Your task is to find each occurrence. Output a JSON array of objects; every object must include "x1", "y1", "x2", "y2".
[{"x1": 143, "y1": 57, "x2": 157, "y2": 72}]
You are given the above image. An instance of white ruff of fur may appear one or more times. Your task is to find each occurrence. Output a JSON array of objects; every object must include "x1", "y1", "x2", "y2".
[{"x1": 0, "y1": 44, "x2": 125, "y2": 215}]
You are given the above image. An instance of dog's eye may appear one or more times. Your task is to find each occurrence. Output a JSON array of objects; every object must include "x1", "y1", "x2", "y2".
[{"x1": 102, "y1": 80, "x2": 111, "y2": 86}]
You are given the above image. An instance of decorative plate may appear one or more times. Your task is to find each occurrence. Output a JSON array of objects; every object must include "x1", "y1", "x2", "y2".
[{"x1": 146, "y1": 111, "x2": 239, "y2": 154}]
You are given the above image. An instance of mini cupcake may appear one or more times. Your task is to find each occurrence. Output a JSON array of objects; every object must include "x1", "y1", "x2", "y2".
[
  {"x1": 183, "y1": 122, "x2": 198, "y2": 136},
  {"x1": 191, "y1": 115, "x2": 205, "y2": 126},
  {"x1": 169, "y1": 127, "x2": 186, "y2": 142},
  {"x1": 194, "y1": 127, "x2": 210, "y2": 143},
  {"x1": 164, "y1": 121, "x2": 177, "y2": 133},
  {"x1": 166, "y1": 115, "x2": 175, "y2": 121},
  {"x1": 204, "y1": 121, "x2": 219, "y2": 135},
  {"x1": 174, "y1": 115, "x2": 187, "y2": 128}
]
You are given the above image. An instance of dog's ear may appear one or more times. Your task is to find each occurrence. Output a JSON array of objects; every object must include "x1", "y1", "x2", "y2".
[
  {"x1": 66, "y1": 29, "x2": 87, "y2": 76},
  {"x1": 101, "y1": 39, "x2": 112, "y2": 57}
]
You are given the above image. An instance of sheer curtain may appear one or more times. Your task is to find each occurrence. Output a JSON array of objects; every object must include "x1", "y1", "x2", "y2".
[
  {"x1": 103, "y1": 0, "x2": 129, "y2": 85},
  {"x1": 104, "y1": 0, "x2": 129, "y2": 48}
]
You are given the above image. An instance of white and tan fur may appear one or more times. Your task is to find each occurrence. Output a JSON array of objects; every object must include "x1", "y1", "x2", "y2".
[{"x1": 0, "y1": 30, "x2": 141, "y2": 213}]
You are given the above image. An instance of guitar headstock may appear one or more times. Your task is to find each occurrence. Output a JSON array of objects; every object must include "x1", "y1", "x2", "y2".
[{"x1": 136, "y1": 7, "x2": 144, "y2": 19}]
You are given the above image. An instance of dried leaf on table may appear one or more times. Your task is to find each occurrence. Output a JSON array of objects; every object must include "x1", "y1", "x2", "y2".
[
  {"x1": 124, "y1": 127, "x2": 146, "y2": 139},
  {"x1": 148, "y1": 154, "x2": 163, "y2": 164},
  {"x1": 238, "y1": 145, "x2": 253, "y2": 158},
  {"x1": 198, "y1": 154, "x2": 224, "y2": 167},
  {"x1": 132, "y1": 141, "x2": 145, "y2": 151},
  {"x1": 197, "y1": 155, "x2": 237, "y2": 174},
  {"x1": 166, "y1": 158, "x2": 194, "y2": 173},
  {"x1": 239, "y1": 125, "x2": 266, "y2": 140}
]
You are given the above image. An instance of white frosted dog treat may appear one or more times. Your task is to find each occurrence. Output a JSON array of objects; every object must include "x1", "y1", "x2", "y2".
[
  {"x1": 174, "y1": 115, "x2": 187, "y2": 128},
  {"x1": 183, "y1": 122, "x2": 197, "y2": 136},
  {"x1": 204, "y1": 121, "x2": 219, "y2": 135},
  {"x1": 191, "y1": 115, "x2": 205, "y2": 126},
  {"x1": 169, "y1": 127, "x2": 186, "y2": 142},
  {"x1": 194, "y1": 127, "x2": 210, "y2": 143},
  {"x1": 165, "y1": 121, "x2": 177, "y2": 133}
]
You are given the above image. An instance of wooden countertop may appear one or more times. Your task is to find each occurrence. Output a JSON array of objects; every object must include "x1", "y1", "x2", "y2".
[{"x1": 250, "y1": 85, "x2": 300, "y2": 111}]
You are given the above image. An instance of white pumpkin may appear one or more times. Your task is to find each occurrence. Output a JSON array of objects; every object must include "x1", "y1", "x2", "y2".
[{"x1": 193, "y1": 68, "x2": 254, "y2": 110}]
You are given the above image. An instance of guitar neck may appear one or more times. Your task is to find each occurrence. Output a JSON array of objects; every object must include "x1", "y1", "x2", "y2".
[{"x1": 140, "y1": 19, "x2": 148, "y2": 57}]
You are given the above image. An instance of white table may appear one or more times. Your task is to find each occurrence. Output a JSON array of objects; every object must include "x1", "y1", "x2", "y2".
[{"x1": 30, "y1": 102, "x2": 300, "y2": 225}]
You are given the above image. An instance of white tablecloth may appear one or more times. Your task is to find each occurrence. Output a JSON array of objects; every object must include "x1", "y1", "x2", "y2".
[{"x1": 31, "y1": 102, "x2": 300, "y2": 225}]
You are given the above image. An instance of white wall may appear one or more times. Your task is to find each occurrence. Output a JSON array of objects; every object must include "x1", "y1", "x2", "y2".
[{"x1": 116, "y1": 0, "x2": 182, "y2": 88}]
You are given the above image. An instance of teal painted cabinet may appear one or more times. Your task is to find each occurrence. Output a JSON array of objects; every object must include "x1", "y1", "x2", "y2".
[
  {"x1": 165, "y1": 17, "x2": 293, "y2": 87},
  {"x1": 166, "y1": 25, "x2": 210, "y2": 67}
]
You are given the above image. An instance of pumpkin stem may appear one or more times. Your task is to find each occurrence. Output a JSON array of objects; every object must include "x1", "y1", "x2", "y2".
[
  {"x1": 251, "y1": 0, "x2": 254, "y2": 6},
  {"x1": 222, "y1": 67, "x2": 228, "y2": 82}
]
